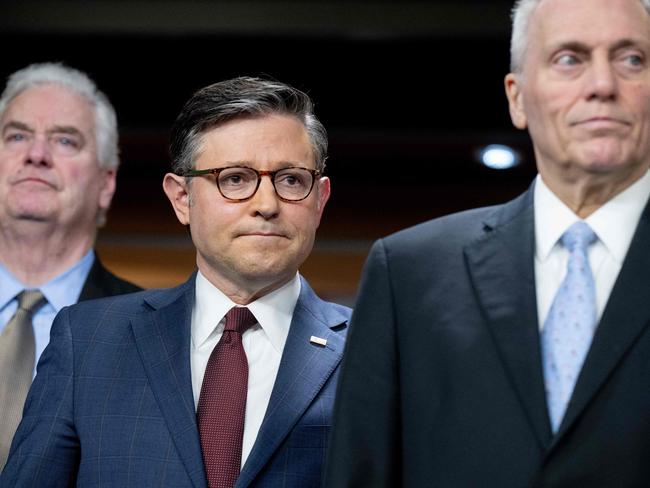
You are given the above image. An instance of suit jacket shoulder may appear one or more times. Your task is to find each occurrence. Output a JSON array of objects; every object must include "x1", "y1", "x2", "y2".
[
  {"x1": 383, "y1": 186, "x2": 533, "y2": 257},
  {"x1": 78, "y1": 254, "x2": 142, "y2": 301},
  {"x1": 1, "y1": 278, "x2": 197, "y2": 487}
]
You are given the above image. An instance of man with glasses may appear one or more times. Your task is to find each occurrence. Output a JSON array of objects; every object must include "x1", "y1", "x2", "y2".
[
  {"x1": 0, "y1": 62, "x2": 139, "y2": 470},
  {"x1": 2, "y1": 77, "x2": 351, "y2": 488}
]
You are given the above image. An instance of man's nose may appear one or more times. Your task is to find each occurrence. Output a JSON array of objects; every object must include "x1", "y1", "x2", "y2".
[
  {"x1": 251, "y1": 175, "x2": 281, "y2": 218},
  {"x1": 25, "y1": 136, "x2": 53, "y2": 167},
  {"x1": 584, "y1": 57, "x2": 618, "y2": 101}
]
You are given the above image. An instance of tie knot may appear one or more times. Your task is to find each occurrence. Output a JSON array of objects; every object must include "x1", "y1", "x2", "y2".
[
  {"x1": 561, "y1": 221, "x2": 596, "y2": 252},
  {"x1": 17, "y1": 290, "x2": 46, "y2": 314},
  {"x1": 224, "y1": 307, "x2": 257, "y2": 334}
]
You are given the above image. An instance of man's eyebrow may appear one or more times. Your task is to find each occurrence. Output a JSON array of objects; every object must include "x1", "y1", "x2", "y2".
[
  {"x1": 1, "y1": 120, "x2": 33, "y2": 135},
  {"x1": 610, "y1": 38, "x2": 648, "y2": 52},
  {"x1": 1, "y1": 121, "x2": 85, "y2": 138},
  {"x1": 48, "y1": 125, "x2": 84, "y2": 137},
  {"x1": 218, "y1": 160, "x2": 305, "y2": 168},
  {"x1": 549, "y1": 38, "x2": 648, "y2": 55},
  {"x1": 47, "y1": 125, "x2": 87, "y2": 146},
  {"x1": 549, "y1": 41, "x2": 590, "y2": 55}
]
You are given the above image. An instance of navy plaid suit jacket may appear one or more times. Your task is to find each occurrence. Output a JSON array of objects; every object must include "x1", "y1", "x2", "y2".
[{"x1": 1, "y1": 274, "x2": 350, "y2": 487}]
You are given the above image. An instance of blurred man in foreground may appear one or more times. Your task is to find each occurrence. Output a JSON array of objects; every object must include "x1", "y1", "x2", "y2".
[{"x1": 326, "y1": 0, "x2": 650, "y2": 486}]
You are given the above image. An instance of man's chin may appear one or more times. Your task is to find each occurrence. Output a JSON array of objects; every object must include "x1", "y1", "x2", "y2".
[
  {"x1": 237, "y1": 237, "x2": 293, "y2": 258},
  {"x1": 8, "y1": 206, "x2": 56, "y2": 222},
  {"x1": 239, "y1": 259, "x2": 291, "y2": 280},
  {"x1": 576, "y1": 140, "x2": 631, "y2": 170}
]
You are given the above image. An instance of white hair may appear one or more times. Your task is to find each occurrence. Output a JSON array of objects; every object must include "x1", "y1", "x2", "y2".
[
  {"x1": 0, "y1": 62, "x2": 119, "y2": 169},
  {"x1": 510, "y1": 0, "x2": 650, "y2": 73}
]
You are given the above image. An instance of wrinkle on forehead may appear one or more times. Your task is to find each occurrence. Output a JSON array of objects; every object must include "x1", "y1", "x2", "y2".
[{"x1": 521, "y1": 0, "x2": 650, "y2": 75}]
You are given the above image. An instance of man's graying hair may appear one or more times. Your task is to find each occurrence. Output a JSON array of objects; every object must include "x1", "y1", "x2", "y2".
[
  {"x1": 0, "y1": 62, "x2": 120, "y2": 169},
  {"x1": 170, "y1": 77, "x2": 328, "y2": 176},
  {"x1": 510, "y1": 0, "x2": 650, "y2": 73}
]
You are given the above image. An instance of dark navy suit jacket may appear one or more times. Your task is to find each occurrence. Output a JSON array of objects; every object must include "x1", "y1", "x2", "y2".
[
  {"x1": 325, "y1": 184, "x2": 650, "y2": 487},
  {"x1": 2, "y1": 274, "x2": 350, "y2": 487}
]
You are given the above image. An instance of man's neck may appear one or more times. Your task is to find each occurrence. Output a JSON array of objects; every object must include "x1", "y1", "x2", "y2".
[
  {"x1": 0, "y1": 221, "x2": 96, "y2": 287},
  {"x1": 197, "y1": 262, "x2": 295, "y2": 306},
  {"x1": 538, "y1": 165, "x2": 648, "y2": 219}
]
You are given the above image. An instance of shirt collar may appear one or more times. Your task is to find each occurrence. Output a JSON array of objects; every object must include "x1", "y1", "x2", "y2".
[
  {"x1": 0, "y1": 265, "x2": 25, "y2": 313},
  {"x1": 0, "y1": 250, "x2": 95, "y2": 313},
  {"x1": 534, "y1": 172, "x2": 650, "y2": 262},
  {"x1": 41, "y1": 251, "x2": 95, "y2": 312},
  {"x1": 193, "y1": 270, "x2": 300, "y2": 353},
  {"x1": 586, "y1": 171, "x2": 650, "y2": 263}
]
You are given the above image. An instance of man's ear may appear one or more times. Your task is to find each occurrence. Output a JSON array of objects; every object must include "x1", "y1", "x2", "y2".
[
  {"x1": 505, "y1": 73, "x2": 527, "y2": 130},
  {"x1": 314, "y1": 176, "x2": 331, "y2": 227},
  {"x1": 162, "y1": 173, "x2": 191, "y2": 225},
  {"x1": 98, "y1": 168, "x2": 117, "y2": 211}
]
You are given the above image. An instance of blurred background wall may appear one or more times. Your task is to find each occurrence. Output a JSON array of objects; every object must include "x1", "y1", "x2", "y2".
[{"x1": 1, "y1": 0, "x2": 534, "y2": 305}]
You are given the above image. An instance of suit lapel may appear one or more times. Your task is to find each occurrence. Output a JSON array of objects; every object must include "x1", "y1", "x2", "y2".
[
  {"x1": 464, "y1": 186, "x2": 552, "y2": 448},
  {"x1": 554, "y1": 200, "x2": 650, "y2": 440},
  {"x1": 235, "y1": 278, "x2": 348, "y2": 487},
  {"x1": 130, "y1": 277, "x2": 207, "y2": 488}
]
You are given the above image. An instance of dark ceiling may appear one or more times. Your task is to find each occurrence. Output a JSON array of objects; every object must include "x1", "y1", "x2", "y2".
[{"x1": 0, "y1": 0, "x2": 536, "y2": 239}]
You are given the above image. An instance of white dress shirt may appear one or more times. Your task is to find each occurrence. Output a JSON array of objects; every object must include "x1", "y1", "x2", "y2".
[
  {"x1": 534, "y1": 171, "x2": 650, "y2": 329},
  {"x1": 191, "y1": 271, "x2": 300, "y2": 467}
]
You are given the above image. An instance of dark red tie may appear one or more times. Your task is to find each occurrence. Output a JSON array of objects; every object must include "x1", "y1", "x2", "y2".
[{"x1": 197, "y1": 307, "x2": 257, "y2": 488}]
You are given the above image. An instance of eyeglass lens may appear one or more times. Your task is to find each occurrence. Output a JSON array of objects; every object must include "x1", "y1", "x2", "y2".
[{"x1": 218, "y1": 167, "x2": 314, "y2": 201}]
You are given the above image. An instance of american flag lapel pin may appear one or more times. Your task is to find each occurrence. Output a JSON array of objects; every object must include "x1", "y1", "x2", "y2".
[{"x1": 310, "y1": 335, "x2": 327, "y2": 347}]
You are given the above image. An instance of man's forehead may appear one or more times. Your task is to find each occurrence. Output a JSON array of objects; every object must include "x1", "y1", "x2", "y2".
[
  {"x1": 1, "y1": 84, "x2": 94, "y2": 131},
  {"x1": 532, "y1": 0, "x2": 650, "y2": 15},
  {"x1": 530, "y1": 0, "x2": 650, "y2": 41}
]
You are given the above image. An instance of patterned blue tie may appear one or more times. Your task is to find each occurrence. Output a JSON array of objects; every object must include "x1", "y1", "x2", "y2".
[{"x1": 542, "y1": 221, "x2": 597, "y2": 433}]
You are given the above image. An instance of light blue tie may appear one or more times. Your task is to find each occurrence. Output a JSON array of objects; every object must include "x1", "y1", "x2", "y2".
[{"x1": 542, "y1": 221, "x2": 597, "y2": 433}]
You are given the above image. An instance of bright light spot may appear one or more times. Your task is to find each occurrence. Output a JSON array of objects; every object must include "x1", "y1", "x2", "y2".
[{"x1": 479, "y1": 144, "x2": 519, "y2": 169}]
